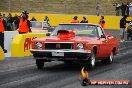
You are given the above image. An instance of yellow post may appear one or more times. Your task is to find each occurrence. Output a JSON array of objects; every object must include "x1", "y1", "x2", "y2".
[{"x1": 0, "y1": 46, "x2": 5, "y2": 60}]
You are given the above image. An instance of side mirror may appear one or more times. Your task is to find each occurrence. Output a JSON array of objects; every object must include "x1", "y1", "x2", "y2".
[
  {"x1": 101, "y1": 35, "x2": 106, "y2": 38},
  {"x1": 46, "y1": 33, "x2": 50, "y2": 36}
]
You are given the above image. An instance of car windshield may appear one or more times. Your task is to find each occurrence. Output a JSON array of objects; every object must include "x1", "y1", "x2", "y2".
[
  {"x1": 51, "y1": 24, "x2": 98, "y2": 37},
  {"x1": 31, "y1": 21, "x2": 50, "y2": 28},
  {"x1": 31, "y1": 21, "x2": 43, "y2": 28}
]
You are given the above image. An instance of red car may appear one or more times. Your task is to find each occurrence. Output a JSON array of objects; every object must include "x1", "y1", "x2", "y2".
[{"x1": 30, "y1": 23, "x2": 119, "y2": 69}]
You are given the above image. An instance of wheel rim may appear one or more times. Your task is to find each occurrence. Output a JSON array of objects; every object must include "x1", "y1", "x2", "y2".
[
  {"x1": 110, "y1": 52, "x2": 113, "y2": 62},
  {"x1": 91, "y1": 54, "x2": 95, "y2": 67}
]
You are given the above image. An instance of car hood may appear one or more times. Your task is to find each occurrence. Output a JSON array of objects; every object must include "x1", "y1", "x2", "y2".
[{"x1": 32, "y1": 36, "x2": 98, "y2": 44}]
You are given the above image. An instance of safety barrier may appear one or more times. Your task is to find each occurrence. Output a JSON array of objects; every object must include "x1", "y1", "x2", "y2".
[
  {"x1": 11, "y1": 33, "x2": 46, "y2": 57},
  {"x1": 4, "y1": 31, "x2": 47, "y2": 57},
  {"x1": 0, "y1": 46, "x2": 5, "y2": 60},
  {"x1": 5, "y1": 31, "x2": 18, "y2": 57},
  {"x1": 1, "y1": 12, "x2": 132, "y2": 30}
]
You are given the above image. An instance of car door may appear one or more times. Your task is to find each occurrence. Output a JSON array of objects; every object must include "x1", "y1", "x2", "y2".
[
  {"x1": 101, "y1": 27, "x2": 112, "y2": 56},
  {"x1": 97, "y1": 27, "x2": 108, "y2": 57}
]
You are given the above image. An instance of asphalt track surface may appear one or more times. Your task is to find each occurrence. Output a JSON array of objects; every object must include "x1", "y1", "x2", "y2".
[
  {"x1": 0, "y1": 30, "x2": 132, "y2": 88},
  {"x1": 0, "y1": 42, "x2": 131, "y2": 88}
]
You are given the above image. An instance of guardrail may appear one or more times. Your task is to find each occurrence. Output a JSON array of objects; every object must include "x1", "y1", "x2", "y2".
[{"x1": 4, "y1": 30, "x2": 47, "y2": 57}]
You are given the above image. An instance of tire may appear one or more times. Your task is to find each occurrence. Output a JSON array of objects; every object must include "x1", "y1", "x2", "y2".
[
  {"x1": 101, "y1": 52, "x2": 114, "y2": 64},
  {"x1": 64, "y1": 61, "x2": 74, "y2": 64},
  {"x1": 36, "y1": 59, "x2": 44, "y2": 69},
  {"x1": 33, "y1": 54, "x2": 39, "y2": 58},
  {"x1": 87, "y1": 50, "x2": 96, "y2": 69}
]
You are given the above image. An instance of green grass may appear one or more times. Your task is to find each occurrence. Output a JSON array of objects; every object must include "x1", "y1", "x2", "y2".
[{"x1": 0, "y1": 0, "x2": 131, "y2": 15}]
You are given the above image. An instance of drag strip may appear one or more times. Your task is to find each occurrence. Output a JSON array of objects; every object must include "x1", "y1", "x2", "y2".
[{"x1": 0, "y1": 42, "x2": 132, "y2": 88}]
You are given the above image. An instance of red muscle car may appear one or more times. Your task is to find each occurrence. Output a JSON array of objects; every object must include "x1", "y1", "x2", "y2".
[{"x1": 30, "y1": 23, "x2": 119, "y2": 69}]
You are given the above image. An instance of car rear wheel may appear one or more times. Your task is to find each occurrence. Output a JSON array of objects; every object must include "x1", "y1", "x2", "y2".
[
  {"x1": 87, "y1": 50, "x2": 96, "y2": 69},
  {"x1": 36, "y1": 59, "x2": 44, "y2": 69},
  {"x1": 64, "y1": 61, "x2": 74, "y2": 64},
  {"x1": 101, "y1": 52, "x2": 114, "y2": 64}
]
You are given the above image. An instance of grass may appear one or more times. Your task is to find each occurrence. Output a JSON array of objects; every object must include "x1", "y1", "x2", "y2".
[{"x1": 0, "y1": 0, "x2": 131, "y2": 15}]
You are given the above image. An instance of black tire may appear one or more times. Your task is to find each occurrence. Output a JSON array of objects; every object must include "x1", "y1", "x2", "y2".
[
  {"x1": 36, "y1": 59, "x2": 44, "y2": 69},
  {"x1": 33, "y1": 54, "x2": 38, "y2": 58},
  {"x1": 101, "y1": 52, "x2": 114, "y2": 64},
  {"x1": 87, "y1": 50, "x2": 96, "y2": 70},
  {"x1": 64, "y1": 61, "x2": 74, "y2": 64}
]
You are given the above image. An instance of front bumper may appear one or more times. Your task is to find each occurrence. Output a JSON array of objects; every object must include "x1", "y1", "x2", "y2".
[{"x1": 30, "y1": 49, "x2": 91, "y2": 60}]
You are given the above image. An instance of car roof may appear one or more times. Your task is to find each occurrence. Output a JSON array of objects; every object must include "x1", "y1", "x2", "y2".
[{"x1": 59, "y1": 23, "x2": 99, "y2": 26}]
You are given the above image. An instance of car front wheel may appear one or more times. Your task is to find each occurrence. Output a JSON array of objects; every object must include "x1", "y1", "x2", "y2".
[
  {"x1": 87, "y1": 50, "x2": 96, "y2": 69},
  {"x1": 36, "y1": 59, "x2": 44, "y2": 69},
  {"x1": 101, "y1": 52, "x2": 114, "y2": 64}
]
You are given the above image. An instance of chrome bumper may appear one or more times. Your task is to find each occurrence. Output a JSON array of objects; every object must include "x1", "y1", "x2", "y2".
[
  {"x1": 30, "y1": 49, "x2": 91, "y2": 60},
  {"x1": 30, "y1": 49, "x2": 91, "y2": 53}
]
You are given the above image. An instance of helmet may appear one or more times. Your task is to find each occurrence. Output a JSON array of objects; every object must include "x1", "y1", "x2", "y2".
[
  {"x1": 22, "y1": 10, "x2": 29, "y2": 14},
  {"x1": 73, "y1": 16, "x2": 78, "y2": 19},
  {"x1": 129, "y1": 22, "x2": 132, "y2": 26}
]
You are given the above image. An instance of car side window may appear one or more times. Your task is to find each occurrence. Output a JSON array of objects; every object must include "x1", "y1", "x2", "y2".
[
  {"x1": 43, "y1": 22, "x2": 49, "y2": 27},
  {"x1": 97, "y1": 27, "x2": 105, "y2": 38}
]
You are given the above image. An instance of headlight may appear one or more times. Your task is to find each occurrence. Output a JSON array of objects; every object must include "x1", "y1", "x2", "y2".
[
  {"x1": 36, "y1": 42, "x2": 42, "y2": 49},
  {"x1": 77, "y1": 43, "x2": 84, "y2": 49}
]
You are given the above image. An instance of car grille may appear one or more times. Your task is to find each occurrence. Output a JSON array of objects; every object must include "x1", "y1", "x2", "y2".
[{"x1": 45, "y1": 43, "x2": 74, "y2": 49}]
